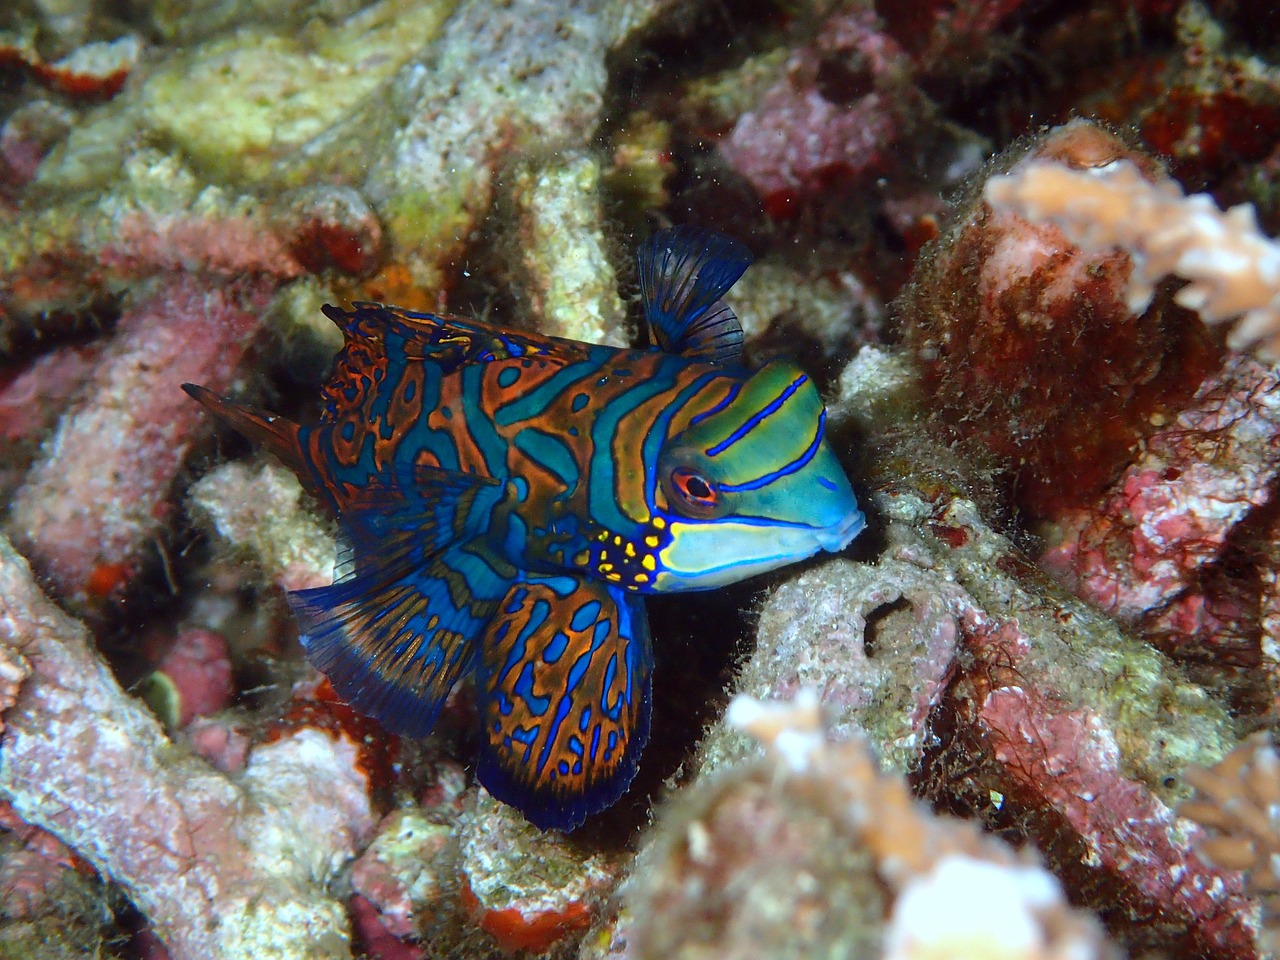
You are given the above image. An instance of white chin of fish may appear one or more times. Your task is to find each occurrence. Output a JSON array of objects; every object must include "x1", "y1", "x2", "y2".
[
  {"x1": 658, "y1": 510, "x2": 866, "y2": 591},
  {"x1": 813, "y1": 508, "x2": 866, "y2": 553}
]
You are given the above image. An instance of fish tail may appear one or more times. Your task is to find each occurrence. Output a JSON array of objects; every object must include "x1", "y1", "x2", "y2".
[{"x1": 182, "y1": 383, "x2": 306, "y2": 476}]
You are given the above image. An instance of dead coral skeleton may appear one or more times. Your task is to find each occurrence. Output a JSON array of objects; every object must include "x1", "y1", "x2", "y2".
[
  {"x1": 0, "y1": 534, "x2": 374, "y2": 960},
  {"x1": 984, "y1": 158, "x2": 1280, "y2": 362},
  {"x1": 614, "y1": 690, "x2": 1118, "y2": 960}
]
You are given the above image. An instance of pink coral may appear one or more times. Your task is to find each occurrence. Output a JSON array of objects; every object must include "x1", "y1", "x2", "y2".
[
  {"x1": 7, "y1": 274, "x2": 275, "y2": 610},
  {"x1": 1043, "y1": 356, "x2": 1280, "y2": 625},
  {"x1": 0, "y1": 535, "x2": 375, "y2": 959},
  {"x1": 719, "y1": 10, "x2": 913, "y2": 205}
]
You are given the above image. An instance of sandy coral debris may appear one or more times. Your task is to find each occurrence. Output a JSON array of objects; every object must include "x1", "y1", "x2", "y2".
[
  {"x1": 187, "y1": 459, "x2": 338, "y2": 593},
  {"x1": 358, "y1": 0, "x2": 679, "y2": 289},
  {"x1": 985, "y1": 157, "x2": 1280, "y2": 361},
  {"x1": 350, "y1": 809, "x2": 452, "y2": 941},
  {"x1": 459, "y1": 790, "x2": 619, "y2": 953},
  {"x1": 509, "y1": 151, "x2": 627, "y2": 346},
  {"x1": 0, "y1": 535, "x2": 376, "y2": 959}
]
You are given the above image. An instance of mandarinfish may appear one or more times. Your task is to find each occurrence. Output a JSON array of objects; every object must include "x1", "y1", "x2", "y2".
[{"x1": 184, "y1": 225, "x2": 864, "y2": 830}]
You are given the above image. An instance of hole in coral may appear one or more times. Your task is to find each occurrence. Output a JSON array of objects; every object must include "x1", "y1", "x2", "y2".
[
  {"x1": 815, "y1": 56, "x2": 875, "y2": 106},
  {"x1": 862, "y1": 596, "x2": 913, "y2": 659}
]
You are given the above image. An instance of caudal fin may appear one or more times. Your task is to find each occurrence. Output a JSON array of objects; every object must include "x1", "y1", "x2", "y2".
[{"x1": 182, "y1": 383, "x2": 305, "y2": 477}]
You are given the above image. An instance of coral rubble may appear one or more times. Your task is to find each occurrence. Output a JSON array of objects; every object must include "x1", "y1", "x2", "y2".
[{"x1": 2, "y1": 0, "x2": 1280, "y2": 957}]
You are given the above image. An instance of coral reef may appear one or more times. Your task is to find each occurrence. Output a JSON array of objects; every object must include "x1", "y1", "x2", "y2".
[
  {"x1": 603, "y1": 691, "x2": 1116, "y2": 960},
  {"x1": 0, "y1": 535, "x2": 373, "y2": 959},
  {"x1": 2, "y1": 0, "x2": 1280, "y2": 957}
]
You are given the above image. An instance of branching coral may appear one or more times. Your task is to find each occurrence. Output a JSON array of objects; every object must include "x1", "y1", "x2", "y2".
[
  {"x1": 7, "y1": 275, "x2": 276, "y2": 613},
  {"x1": 1182, "y1": 733, "x2": 1280, "y2": 954},
  {"x1": 0, "y1": 534, "x2": 375, "y2": 960},
  {"x1": 985, "y1": 157, "x2": 1280, "y2": 361}
]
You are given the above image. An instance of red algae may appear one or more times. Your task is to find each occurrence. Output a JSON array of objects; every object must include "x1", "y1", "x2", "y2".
[
  {"x1": 460, "y1": 880, "x2": 592, "y2": 954},
  {"x1": 900, "y1": 120, "x2": 1223, "y2": 522}
]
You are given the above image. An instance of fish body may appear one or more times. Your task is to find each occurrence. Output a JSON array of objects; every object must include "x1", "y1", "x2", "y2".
[{"x1": 185, "y1": 226, "x2": 864, "y2": 830}]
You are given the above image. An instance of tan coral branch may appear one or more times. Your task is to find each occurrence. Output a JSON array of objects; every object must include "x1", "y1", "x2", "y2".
[
  {"x1": 1183, "y1": 732, "x2": 1280, "y2": 951},
  {"x1": 984, "y1": 159, "x2": 1280, "y2": 361}
]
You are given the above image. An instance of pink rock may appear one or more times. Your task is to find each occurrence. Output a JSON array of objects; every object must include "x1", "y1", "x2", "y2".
[
  {"x1": 184, "y1": 716, "x2": 250, "y2": 773},
  {"x1": 980, "y1": 687, "x2": 1253, "y2": 956},
  {"x1": 1043, "y1": 356, "x2": 1280, "y2": 628},
  {"x1": 151, "y1": 629, "x2": 234, "y2": 727},
  {"x1": 350, "y1": 810, "x2": 451, "y2": 939},
  {"x1": 351, "y1": 894, "x2": 426, "y2": 960}
]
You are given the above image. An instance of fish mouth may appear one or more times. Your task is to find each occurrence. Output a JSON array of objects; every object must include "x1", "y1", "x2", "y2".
[{"x1": 813, "y1": 508, "x2": 866, "y2": 553}]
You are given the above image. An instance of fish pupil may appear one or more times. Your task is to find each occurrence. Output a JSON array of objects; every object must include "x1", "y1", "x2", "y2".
[
  {"x1": 683, "y1": 474, "x2": 712, "y2": 499},
  {"x1": 667, "y1": 466, "x2": 720, "y2": 517}
]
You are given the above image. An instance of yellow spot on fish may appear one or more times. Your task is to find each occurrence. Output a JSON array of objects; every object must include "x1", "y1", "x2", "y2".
[
  {"x1": 600, "y1": 562, "x2": 614, "y2": 573},
  {"x1": 606, "y1": 572, "x2": 622, "y2": 582},
  {"x1": 573, "y1": 551, "x2": 589, "y2": 566},
  {"x1": 625, "y1": 542, "x2": 635, "y2": 557},
  {"x1": 613, "y1": 535, "x2": 624, "y2": 545},
  {"x1": 645, "y1": 535, "x2": 660, "y2": 548},
  {"x1": 642, "y1": 555, "x2": 656, "y2": 571},
  {"x1": 634, "y1": 573, "x2": 649, "y2": 584},
  {"x1": 653, "y1": 517, "x2": 666, "y2": 530}
]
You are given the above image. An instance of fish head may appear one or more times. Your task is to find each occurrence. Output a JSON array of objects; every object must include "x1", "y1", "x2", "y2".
[{"x1": 652, "y1": 359, "x2": 864, "y2": 590}]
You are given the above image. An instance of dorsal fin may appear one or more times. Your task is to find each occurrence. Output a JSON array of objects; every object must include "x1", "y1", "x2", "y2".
[
  {"x1": 637, "y1": 225, "x2": 752, "y2": 363},
  {"x1": 318, "y1": 302, "x2": 574, "y2": 420}
]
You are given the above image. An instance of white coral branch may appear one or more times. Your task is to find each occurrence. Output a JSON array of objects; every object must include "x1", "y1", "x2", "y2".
[{"x1": 984, "y1": 159, "x2": 1280, "y2": 361}]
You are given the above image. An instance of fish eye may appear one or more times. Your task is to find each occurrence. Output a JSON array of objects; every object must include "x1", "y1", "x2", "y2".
[{"x1": 665, "y1": 466, "x2": 720, "y2": 518}]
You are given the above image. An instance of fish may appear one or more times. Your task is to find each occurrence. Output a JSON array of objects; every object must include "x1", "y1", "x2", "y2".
[{"x1": 183, "y1": 225, "x2": 864, "y2": 830}]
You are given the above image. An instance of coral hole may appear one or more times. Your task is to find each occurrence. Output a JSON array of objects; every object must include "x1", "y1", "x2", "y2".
[{"x1": 862, "y1": 596, "x2": 914, "y2": 659}]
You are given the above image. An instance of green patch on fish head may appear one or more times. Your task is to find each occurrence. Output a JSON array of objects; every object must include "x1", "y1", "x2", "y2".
[{"x1": 652, "y1": 359, "x2": 864, "y2": 591}]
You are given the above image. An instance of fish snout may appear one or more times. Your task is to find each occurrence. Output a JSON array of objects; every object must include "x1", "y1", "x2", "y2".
[{"x1": 814, "y1": 506, "x2": 866, "y2": 553}]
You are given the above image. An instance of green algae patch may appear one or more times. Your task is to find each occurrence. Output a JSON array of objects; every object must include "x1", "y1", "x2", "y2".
[{"x1": 136, "y1": 0, "x2": 457, "y2": 184}]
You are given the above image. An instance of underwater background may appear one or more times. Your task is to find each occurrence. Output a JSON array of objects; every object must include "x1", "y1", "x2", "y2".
[{"x1": 2, "y1": 0, "x2": 1280, "y2": 957}]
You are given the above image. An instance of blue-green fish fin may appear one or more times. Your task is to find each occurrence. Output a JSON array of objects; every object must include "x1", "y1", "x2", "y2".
[
  {"x1": 476, "y1": 575, "x2": 653, "y2": 831},
  {"x1": 289, "y1": 538, "x2": 511, "y2": 738},
  {"x1": 637, "y1": 225, "x2": 752, "y2": 362},
  {"x1": 290, "y1": 464, "x2": 508, "y2": 739}
]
